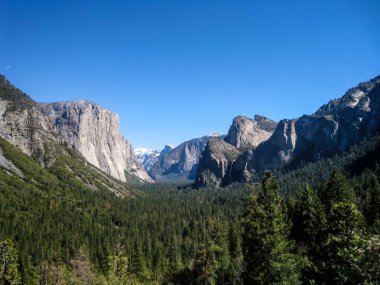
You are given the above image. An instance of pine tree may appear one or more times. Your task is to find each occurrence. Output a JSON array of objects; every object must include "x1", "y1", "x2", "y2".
[
  {"x1": 108, "y1": 243, "x2": 129, "y2": 284},
  {"x1": 320, "y1": 169, "x2": 355, "y2": 211},
  {"x1": 129, "y1": 241, "x2": 150, "y2": 281},
  {"x1": 226, "y1": 223, "x2": 243, "y2": 285},
  {"x1": 193, "y1": 220, "x2": 221, "y2": 285},
  {"x1": 324, "y1": 202, "x2": 366, "y2": 284},
  {"x1": 291, "y1": 185, "x2": 327, "y2": 283},
  {"x1": 292, "y1": 185, "x2": 326, "y2": 245},
  {"x1": 0, "y1": 239, "x2": 22, "y2": 285},
  {"x1": 364, "y1": 175, "x2": 380, "y2": 233},
  {"x1": 242, "y1": 172, "x2": 301, "y2": 285},
  {"x1": 318, "y1": 169, "x2": 367, "y2": 284}
]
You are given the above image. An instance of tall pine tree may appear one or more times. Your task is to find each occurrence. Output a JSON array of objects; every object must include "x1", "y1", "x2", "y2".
[
  {"x1": 242, "y1": 172, "x2": 301, "y2": 285},
  {"x1": 291, "y1": 185, "x2": 327, "y2": 283},
  {"x1": 321, "y1": 170, "x2": 366, "y2": 284}
]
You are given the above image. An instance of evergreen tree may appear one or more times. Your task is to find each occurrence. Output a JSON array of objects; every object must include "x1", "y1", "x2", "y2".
[
  {"x1": 292, "y1": 185, "x2": 326, "y2": 247},
  {"x1": 242, "y1": 172, "x2": 301, "y2": 285},
  {"x1": 291, "y1": 185, "x2": 327, "y2": 283},
  {"x1": 320, "y1": 169, "x2": 355, "y2": 211},
  {"x1": 108, "y1": 243, "x2": 129, "y2": 284},
  {"x1": 324, "y1": 202, "x2": 366, "y2": 284},
  {"x1": 129, "y1": 241, "x2": 150, "y2": 281},
  {"x1": 193, "y1": 220, "x2": 221, "y2": 285},
  {"x1": 363, "y1": 175, "x2": 380, "y2": 233},
  {"x1": 0, "y1": 239, "x2": 22, "y2": 285},
  {"x1": 360, "y1": 235, "x2": 380, "y2": 284},
  {"x1": 226, "y1": 224, "x2": 243, "y2": 285}
]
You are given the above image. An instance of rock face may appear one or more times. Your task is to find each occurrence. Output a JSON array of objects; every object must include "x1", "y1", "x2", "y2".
[
  {"x1": 40, "y1": 101, "x2": 152, "y2": 183},
  {"x1": 0, "y1": 75, "x2": 152, "y2": 183},
  {"x1": 196, "y1": 76, "x2": 380, "y2": 187},
  {"x1": 135, "y1": 147, "x2": 161, "y2": 171},
  {"x1": 195, "y1": 138, "x2": 241, "y2": 186},
  {"x1": 0, "y1": 75, "x2": 58, "y2": 157},
  {"x1": 149, "y1": 135, "x2": 223, "y2": 182},
  {"x1": 253, "y1": 76, "x2": 380, "y2": 172},
  {"x1": 225, "y1": 115, "x2": 276, "y2": 149},
  {"x1": 135, "y1": 145, "x2": 174, "y2": 172},
  {"x1": 196, "y1": 115, "x2": 276, "y2": 187}
]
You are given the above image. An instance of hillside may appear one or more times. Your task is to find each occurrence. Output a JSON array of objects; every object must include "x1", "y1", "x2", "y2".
[
  {"x1": 196, "y1": 76, "x2": 380, "y2": 187},
  {"x1": 1, "y1": 128, "x2": 380, "y2": 284},
  {"x1": 1, "y1": 75, "x2": 380, "y2": 285},
  {"x1": 0, "y1": 75, "x2": 151, "y2": 183}
]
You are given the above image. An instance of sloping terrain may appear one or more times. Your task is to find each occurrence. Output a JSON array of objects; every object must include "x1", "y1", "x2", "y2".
[
  {"x1": 0, "y1": 75, "x2": 151, "y2": 183},
  {"x1": 196, "y1": 76, "x2": 380, "y2": 187}
]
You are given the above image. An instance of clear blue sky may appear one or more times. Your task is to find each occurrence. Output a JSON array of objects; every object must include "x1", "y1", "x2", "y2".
[{"x1": 1, "y1": 0, "x2": 379, "y2": 150}]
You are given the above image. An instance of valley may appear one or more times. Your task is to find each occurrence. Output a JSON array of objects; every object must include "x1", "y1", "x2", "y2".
[{"x1": 0, "y1": 75, "x2": 380, "y2": 284}]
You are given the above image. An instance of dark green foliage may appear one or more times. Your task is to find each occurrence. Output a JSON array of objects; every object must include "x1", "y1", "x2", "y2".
[
  {"x1": 360, "y1": 235, "x2": 380, "y2": 284},
  {"x1": 362, "y1": 175, "x2": 380, "y2": 232},
  {"x1": 320, "y1": 169, "x2": 365, "y2": 283},
  {"x1": 276, "y1": 136, "x2": 380, "y2": 196},
  {"x1": 0, "y1": 137, "x2": 247, "y2": 284},
  {"x1": 320, "y1": 169, "x2": 356, "y2": 211},
  {"x1": 289, "y1": 185, "x2": 327, "y2": 283},
  {"x1": 0, "y1": 239, "x2": 22, "y2": 285},
  {"x1": 242, "y1": 173, "x2": 301, "y2": 284},
  {"x1": 1, "y1": 130, "x2": 380, "y2": 283},
  {"x1": 323, "y1": 202, "x2": 366, "y2": 284},
  {"x1": 0, "y1": 74, "x2": 34, "y2": 111}
]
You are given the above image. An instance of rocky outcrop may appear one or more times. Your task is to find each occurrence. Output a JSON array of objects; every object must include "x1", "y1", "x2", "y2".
[
  {"x1": 252, "y1": 76, "x2": 380, "y2": 172},
  {"x1": 40, "y1": 101, "x2": 152, "y2": 183},
  {"x1": 0, "y1": 75, "x2": 152, "y2": 183},
  {"x1": 195, "y1": 138, "x2": 241, "y2": 187},
  {"x1": 225, "y1": 115, "x2": 276, "y2": 149},
  {"x1": 149, "y1": 135, "x2": 223, "y2": 182},
  {"x1": 0, "y1": 76, "x2": 59, "y2": 157},
  {"x1": 195, "y1": 75, "x2": 380, "y2": 187},
  {"x1": 195, "y1": 115, "x2": 276, "y2": 187}
]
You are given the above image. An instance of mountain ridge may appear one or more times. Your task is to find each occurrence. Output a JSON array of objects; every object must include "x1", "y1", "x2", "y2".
[
  {"x1": 195, "y1": 75, "x2": 380, "y2": 187},
  {"x1": 148, "y1": 134, "x2": 225, "y2": 182},
  {"x1": 0, "y1": 75, "x2": 152, "y2": 183}
]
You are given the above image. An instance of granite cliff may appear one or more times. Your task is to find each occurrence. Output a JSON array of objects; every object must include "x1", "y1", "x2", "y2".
[
  {"x1": 0, "y1": 75, "x2": 152, "y2": 183},
  {"x1": 195, "y1": 115, "x2": 276, "y2": 186},
  {"x1": 196, "y1": 76, "x2": 380, "y2": 187},
  {"x1": 149, "y1": 134, "x2": 223, "y2": 182},
  {"x1": 225, "y1": 115, "x2": 277, "y2": 149},
  {"x1": 40, "y1": 101, "x2": 152, "y2": 182}
]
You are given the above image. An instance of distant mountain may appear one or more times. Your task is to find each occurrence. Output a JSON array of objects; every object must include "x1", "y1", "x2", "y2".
[
  {"x1": 149, "y1": 134, "x2": 224, "y2": 182},
  {"x1": 196, "y1": 76, "x2": 380, "y2": 187},
  {"x1": 135, "y1": 145, "x2": 175, "y2": 172},
  {"x1": 135, "y1": 147, "x2": 160, "y2": 171},
  {"x1": 0, "y1": 75, "x2": 152, "y2": 184}
]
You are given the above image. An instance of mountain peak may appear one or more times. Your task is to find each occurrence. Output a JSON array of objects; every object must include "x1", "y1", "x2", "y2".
[
  {"x1": 225, "y1": 115, "x2": 277, "y2": 149},
  {"x1": 207, "y1": 133, "x2": 222, "y2": 137}
]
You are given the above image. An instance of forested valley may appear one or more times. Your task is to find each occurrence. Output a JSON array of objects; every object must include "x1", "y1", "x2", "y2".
[{"x1": 1, "y1": 135, "x2": 380, "y2": 284}]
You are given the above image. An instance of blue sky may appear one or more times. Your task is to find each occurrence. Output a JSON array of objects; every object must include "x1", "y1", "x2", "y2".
[{"x1": 1, "y1": 0, "x2": 379, "y2": 150}]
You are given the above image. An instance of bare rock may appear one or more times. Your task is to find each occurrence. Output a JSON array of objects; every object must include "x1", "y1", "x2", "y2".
[
  {"x1": 40, "y1": 100, "x2": 152, "y2": 183},
  {"x1": 225, "y1": 115, "x2": 276, "y2": 149},
  {"x1": 195, "y1": 138, "x2": 241, "y2": 187}
]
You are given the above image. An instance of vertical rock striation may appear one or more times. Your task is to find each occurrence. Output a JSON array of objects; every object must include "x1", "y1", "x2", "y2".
[
  {"x1": 40, "y1": 100, "x2": 152, "y2": 182},
  {"x1": 196, "y1": 115, "x2": 277, "y2": 187},
  {"x1": 196, "y1": 76, "x2": 380, "y2": 187},
  {"x1": 149, "y1": 135, "x2": 224, "y2": 182},
  {"x1": 225, "y1": 115, "x2": 276, "y2": 149}
]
